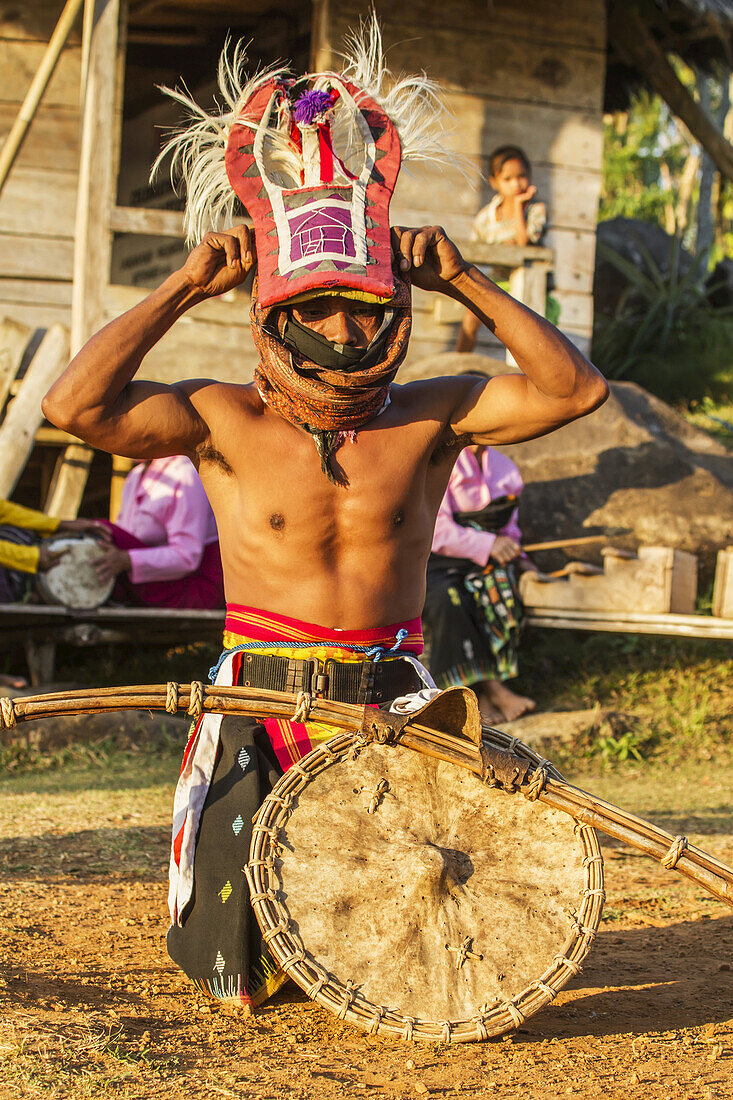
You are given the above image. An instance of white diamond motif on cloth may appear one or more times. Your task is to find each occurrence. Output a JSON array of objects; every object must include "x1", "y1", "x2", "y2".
[
  {"x1": 213, "y1": 951, "x2": 225, "y2": 975},
  {"x1": 237, "y1": 749, "x2": 250, "y2": 771},
  {"x1": 232, "y1": 814, "x2": 244, "y2": 836}
]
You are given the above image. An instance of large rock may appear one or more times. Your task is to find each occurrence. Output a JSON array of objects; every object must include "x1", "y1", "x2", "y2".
[
  {"x1": 505, "y1": 382, "x2": 733, "y2": 579},
  {"x1": 406, "y1": 355, "x2": 733, "y2": 579},
  {"x1": 593, "y1": 217, "x2": 696, "y2": 318}
]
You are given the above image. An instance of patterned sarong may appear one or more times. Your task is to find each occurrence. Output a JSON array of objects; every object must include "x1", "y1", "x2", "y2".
[
  {"x1": 422, "y1": 555, "x2": 523, "y2": 689},
  {"x1": 166, "y1": 605, "x2": 424, "y2": 1007}
]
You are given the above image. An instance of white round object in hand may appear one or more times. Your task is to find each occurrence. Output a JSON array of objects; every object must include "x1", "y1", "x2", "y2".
[{"x1": 35, "y1": 535, "x2": 114, "y2": 609}]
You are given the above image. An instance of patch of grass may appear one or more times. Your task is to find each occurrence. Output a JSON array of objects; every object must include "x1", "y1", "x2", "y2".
[
  {"x1": 0, "y1": 726, "x2": 184, "y2": 781},
  {"x1": 568, "y1": 757, "x2": 733, "y2": 833},
  {"x1": 517, "y1": 630, "x2": 731, "y2": 771},
  {"x1": 0, "y1": 1021, "x2": 183, "y2": 1098},
  {"x1": 684, "y1": 397, "x2": 733, "y2": 451}
]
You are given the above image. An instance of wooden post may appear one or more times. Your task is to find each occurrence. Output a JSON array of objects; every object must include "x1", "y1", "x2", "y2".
[
  {"x1": 110, "y1": 454, "x2": 135, "y2": 520},
  {"x1": 24, "y1": 637, "x2": 57, "y2": 686},
  {"x1": 44, "y1": 442, "x2": 96, "y2": 520},
  {"x1": 0, "y1": 0, "x2": 85, "y2": 198},
  {"x1": 0, "y1": 317, "x2": 33, "y2": 411},
  {"x1": 712, "y1": 547, "x2": 733, "y2": 619},
  {"x1": 48, "y1": 0, "x2": 126, "y2": 519},
  {"x1": 0, "y1": 324, "x2": 70, "y2": 498}
]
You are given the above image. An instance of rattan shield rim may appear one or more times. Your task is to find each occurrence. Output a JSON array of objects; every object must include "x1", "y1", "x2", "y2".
[{"x1": 247, "y1": 730, "x2": 604, "y2": 1043}]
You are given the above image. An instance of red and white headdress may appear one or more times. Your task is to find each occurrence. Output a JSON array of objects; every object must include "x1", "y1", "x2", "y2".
[{"x1": 155, "y1": 16, "x2": 457, "y2": 309}]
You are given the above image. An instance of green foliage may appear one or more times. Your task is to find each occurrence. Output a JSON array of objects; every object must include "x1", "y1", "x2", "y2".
[
  {"x1": 684, "y1": 397, "x2": 733, "y2": 451},
  {"x1": 591, "y1": 234, "x2": 733, "y2": 402},
  {"x1": 594, "y1": 729, "x2": 646, "y2": 765},
  {"x1": 601, "y1": 91, "x2": 688, "y2": 227}
]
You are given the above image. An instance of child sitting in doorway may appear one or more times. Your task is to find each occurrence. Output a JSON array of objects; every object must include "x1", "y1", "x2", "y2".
[{"x1": 456, "y1": 144, "x2": 549, "y2": 353}]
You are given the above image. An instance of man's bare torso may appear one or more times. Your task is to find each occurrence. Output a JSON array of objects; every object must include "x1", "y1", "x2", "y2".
[{"x1": 190, "y1": 378, "x2": 462, "y2": 627}]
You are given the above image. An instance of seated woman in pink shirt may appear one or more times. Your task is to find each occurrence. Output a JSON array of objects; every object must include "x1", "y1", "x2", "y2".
[
  {"x1": 422, "y1": 444, "x2": 536, "y2": 723},
  {"x1": 95, "y1": 455, "x2": 223, "y2": 609}
]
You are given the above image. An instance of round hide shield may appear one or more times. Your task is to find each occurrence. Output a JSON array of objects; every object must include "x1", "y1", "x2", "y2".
[
  {"x1": 248, "y1": 732, "x2": 603, "y2": 1042},
  {"x1": 35, "y1": 535, "x2": 114, "y2": 609}
]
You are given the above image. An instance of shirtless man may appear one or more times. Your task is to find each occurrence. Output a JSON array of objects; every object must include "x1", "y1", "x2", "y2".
[{"x1": 42, "y1": 29, "x2": 608, "y2": 1007}]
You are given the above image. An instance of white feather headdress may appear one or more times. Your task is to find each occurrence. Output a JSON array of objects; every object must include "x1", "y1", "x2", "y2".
[{"x1": 153, "y1": 13, "x2": 468, "y2": 245}]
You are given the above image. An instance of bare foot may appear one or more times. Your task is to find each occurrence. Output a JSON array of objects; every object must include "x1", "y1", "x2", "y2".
[
  {"x1": 473, "y1": 685, "x2": 504, "y2": 726},
  {"x1": 485, "y1": 679, "x2": 536, "y2": 722},
  {"x1": 0, "y1": 673, "x2": 27, "y2": 690}
]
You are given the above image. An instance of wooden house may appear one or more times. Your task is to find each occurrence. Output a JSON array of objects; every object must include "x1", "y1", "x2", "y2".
[{"x1": 0, "y1": 0, "x2": 729, "y2": 519}]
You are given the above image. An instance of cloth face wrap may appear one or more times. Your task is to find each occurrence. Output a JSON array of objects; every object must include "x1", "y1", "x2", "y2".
[
  {"x1": 251, "y1": 272, "x2": 412, "y2": 435},
  {"x1": 279, "y1": 308, "x2": 396, "y2": 374}
]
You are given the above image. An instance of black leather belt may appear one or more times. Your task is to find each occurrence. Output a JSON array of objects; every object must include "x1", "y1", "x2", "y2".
[{"x1": 237, "y1": 651, "x2": 421, "y2": 705}]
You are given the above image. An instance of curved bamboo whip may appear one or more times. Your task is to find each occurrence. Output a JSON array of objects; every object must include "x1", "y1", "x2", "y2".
[{"x1": 1, "y1": 682, "x2": 731, "y2": 907}]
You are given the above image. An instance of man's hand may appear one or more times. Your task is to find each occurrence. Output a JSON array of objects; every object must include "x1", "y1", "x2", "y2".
[
  {"x1": 180, "y1": 225, "x2": 256, "y2": 299},
  {"x1": 57, "y1": 519, "x2": 114, "y2": 542},
  {"x1": 391, "y1": 225, "x2": 468, "y2": 295},
  {"x1": 93, "y1": 545, "x2": 131, "y2": 585},
  {"x1": 488, "y1": 536, "x2": 521, "y2": 566}
]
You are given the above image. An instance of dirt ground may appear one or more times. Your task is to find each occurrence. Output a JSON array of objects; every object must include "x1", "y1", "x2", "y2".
[{"x1": 1, "y1": 736, "x2": 732, "y2": 1099}]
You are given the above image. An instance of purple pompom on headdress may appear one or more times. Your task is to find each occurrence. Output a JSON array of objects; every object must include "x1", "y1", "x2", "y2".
[{"x1": 293, "y1": 88, "x2": 333, "y2": 125}]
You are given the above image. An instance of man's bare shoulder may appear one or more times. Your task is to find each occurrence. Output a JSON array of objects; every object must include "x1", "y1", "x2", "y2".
[{"x1": 174, "y1": 378, "x2": 263, "y2": 417}]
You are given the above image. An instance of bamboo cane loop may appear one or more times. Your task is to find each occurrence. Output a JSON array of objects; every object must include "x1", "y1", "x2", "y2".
[{"x1": 2, "y1": 683, "x2": 732, "y2": 907}]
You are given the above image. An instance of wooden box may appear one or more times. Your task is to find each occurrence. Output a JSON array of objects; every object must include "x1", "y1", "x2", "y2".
[
  {"x1": 520, "y1": 546, "x2": 698, "y2": 615},
  {"x1": 712, "y1": 547, "x2": 733, "y2": 620}
]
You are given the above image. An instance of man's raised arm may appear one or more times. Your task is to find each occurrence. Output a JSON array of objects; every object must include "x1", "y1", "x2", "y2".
[
  {"x1": 392, "y1": 225, "x2": 609, "y2": 445},
  {"x1": 42, "y1": 226, "x2": 256, "y2": 459}
]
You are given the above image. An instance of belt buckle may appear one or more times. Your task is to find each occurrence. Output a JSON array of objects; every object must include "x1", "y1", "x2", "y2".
[{"x1": 310, "y1": 658, "x2": 329, "y2": 698}]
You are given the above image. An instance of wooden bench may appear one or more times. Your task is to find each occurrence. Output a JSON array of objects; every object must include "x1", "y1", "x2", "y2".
[{"x1": 524, "y1": 607, "x2": 733, "y2": 641}]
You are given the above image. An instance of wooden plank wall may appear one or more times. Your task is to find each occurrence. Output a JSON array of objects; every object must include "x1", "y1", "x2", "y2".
[
  {"x1": 0, "y1": 2, "x2": 81, "y2": 330},
  {"x1": 314, "y1": 0, "x2": 606, "y2": 369}
]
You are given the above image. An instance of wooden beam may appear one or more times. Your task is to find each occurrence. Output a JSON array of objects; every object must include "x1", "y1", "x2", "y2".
[
  {"x1": 104, "y1": 282, "x2": 249, "y2": 326},
  {"x1": 458, "y1": 241, "x2": 555, "y2": 268},
  {"x1": 34, "y1": 425, "x2": 84, "y2": 445},
  {"x1": 609, "y1": 4, "x2": 733, "y2": 183},
  {"x1": 109, "y1": 205, "x2": 185, "y2": 236},
  {"x1": 0, "y1": 323, "x2": 70, "y2": 498},
  {"x1": 525, "y1": 607, "x2": 733, "y2": 641},
  {"x1": 53, "y1": 0, "x2": 125, "y2": 519},
  {"x1": 0, "y1": 316, "x2": 33, "y2": 411}
]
